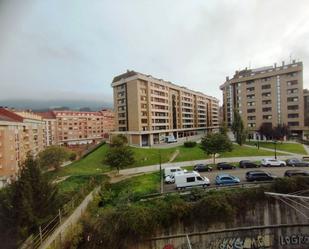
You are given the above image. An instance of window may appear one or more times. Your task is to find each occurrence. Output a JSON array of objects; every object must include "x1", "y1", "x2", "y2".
[
  {"x1": 262, "y1": 100, "x2": 271, "y2": 105},
  {"x1": 247, "y1": 87, "x2": 255, "y2": 92},
  {"x1": 262, "y1": 92, "x2": 271, "y2": 97},
  {"x1": 287, "y1": 72, "x2": 297, "y2": 77},
  {"x1": 262, "y1": 107, "x2": 272, "y2": 112},
  {"x1": 248, "y1": 116, "x2": 256, "y2": 120},
  {"x1": 246, "y1": 80, "x2": 254, "y2": 85},
  {"x1": 263, "y1": 115, "x2": 272, "y2": 120},
  {"x1": 140, "y1": 96, "x2": 147, "y2": 101},
  {"x1": 248, "y1": 123, "x2": 256, "y2": 127},
  {"x1": 186, "y1": 177, "x2": 195, "y2": 183},
  {"x1": 288, "y1": 122, "x2": 299, "y2": 126},
  {"x1": 247, "y1": 109, "x2": 255, "y2": 113},
  {"x1": 288, "y1": 114, "x2": 299, "y2": 118},
  {"x1": 247, "y1": 101, "x2": 255, "y2": 106},
  {"x1": 261, "y1": 84, "x2": 271, "y2": 90},
  {"x1": 287, "y1": 97, "x2": 298, "y2": 102},
  {"x1": 247, "y1": 94, "x2": 255, "y2": 99},
  {"x1": 288, "y1": 105, "x2": 299, "y2": 110},
  {"x1": 287, "y1": 88, "x2": 298, "y2": 94},
  {"x1": 287, "y1": 80, "x2": 298, "y2": 86},
  {"x1": 261, "y1": 77, "x2": 271, "y2": 82}
]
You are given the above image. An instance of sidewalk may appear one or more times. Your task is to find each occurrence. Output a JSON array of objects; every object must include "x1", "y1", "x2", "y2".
[{"x1": 119, "y1": 154, "x2": 298, "y2": 176}]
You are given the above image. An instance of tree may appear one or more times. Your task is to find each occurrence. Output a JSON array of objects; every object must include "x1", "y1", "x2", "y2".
[
  {"x1": 231, "y1": 110, "x2": 247, "y2": 145},
  {"x1": 219, "y1": 122, "x2": 228, "y2": 135},
  {"x1": 0, "y1": 154, "x2": 59, "y2": 245},
  {"x1": 201, "y1": 133, "x2": 233, "y2": 164},
  {"x1": 258, "y1": 122, "x2": 274, "y2": 140},
  {"x1": 104, "y1": 146, "x2": 135, "y2": 173},
  {"x1": 110, "y1": 134, "x2": 128, "y2": 147},
  {"x1": 38, "y1": 146, "x2": 70, "y2": 170},
  {"x1": 273, "y1": 124, "x2": 290, "y2": 141}
]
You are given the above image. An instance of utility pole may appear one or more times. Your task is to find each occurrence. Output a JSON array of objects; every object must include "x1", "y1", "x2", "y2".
[
  {"x1": 159, "y1": 151, "x2": 163, "y2": 194},
  {"x1": 273, "y1": 140, "x2": 277, "y2": 159}
]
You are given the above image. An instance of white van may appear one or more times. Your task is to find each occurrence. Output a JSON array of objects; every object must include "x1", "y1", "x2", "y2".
[
  {"x1": 164, "y1": 167, "x2": 185, "y2": 177},
  {"x1": 175, "y1": 171, "x2": 210, "y2": 189}
]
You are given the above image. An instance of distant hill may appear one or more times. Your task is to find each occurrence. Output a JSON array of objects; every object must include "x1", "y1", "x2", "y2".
[{"x1": 0, "y1": 99, "x2": 113, "y2": 111}]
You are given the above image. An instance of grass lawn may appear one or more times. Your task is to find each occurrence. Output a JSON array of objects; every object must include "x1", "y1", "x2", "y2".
[
  {"x1": 246, "y1": 141, "x2": 307, "y2": 155},
  {"x1": 47, "y1": 144, "x2": 111, "y2": 179},
  {"x1": 111, "y1": 172, "x2": 160, "y2": 198},
  {"x1": 131, "y1": 147, "x2": 175, "y2": 167},
  {"x1": 219, "y1": 144, "x2": 286, "y2": 158},
  {"x1": 173, "y1": 145, "x2": 209, "y2": 162}
]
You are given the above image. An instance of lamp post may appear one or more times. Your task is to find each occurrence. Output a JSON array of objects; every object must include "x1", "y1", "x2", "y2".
[
  {"x1": 273, "y1": 140, "x2": 277, "y2": 159},
  {"x1": 159, "y1": 151, "x2": 163, "y2": 193}
]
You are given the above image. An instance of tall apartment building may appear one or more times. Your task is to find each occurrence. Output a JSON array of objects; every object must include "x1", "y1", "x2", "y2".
[
  {"x1": 0, "y1": 108, "x2": 46, "y2": 185},
  {"x1": 111, "y1": 70, "x2": 219, "y2": 146},
  {"x1": 38, "y1": 109, "x2": 115, "y2": 146},
  {"x1": 220, "y1": 61, "x2": 306, "y2": 138}
]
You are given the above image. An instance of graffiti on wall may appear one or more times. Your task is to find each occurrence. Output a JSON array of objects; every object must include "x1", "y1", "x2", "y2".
[
  {"x1": 208, "y1": 235, "x2": 271, "y2": 249},
  {"x1": 280, "y1": 234, "x2": 309, "y2": 246}
]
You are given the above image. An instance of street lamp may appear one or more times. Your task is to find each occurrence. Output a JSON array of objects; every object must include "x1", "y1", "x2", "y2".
[
  {"x1": 273, "y1": 140, "x2": 277, "y2": 159},
  {"x1": 159, "y1": 151, "x2": 163, "y2": 193}
]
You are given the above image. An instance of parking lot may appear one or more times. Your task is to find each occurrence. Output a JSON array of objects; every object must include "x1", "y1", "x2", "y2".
[{"x1": 163, "y1": 166, "x2": 309, "y2": 192}]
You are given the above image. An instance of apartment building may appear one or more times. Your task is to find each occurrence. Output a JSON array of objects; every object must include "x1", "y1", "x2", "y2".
[
  {"x1": 111, "y1": 70, "x2": 219, "y2": 146},
  {"x1": 39, "y1": 110, "x2": 115, "y2": 146},
  {"x1": 38, "y1": 111, "x2": 58, "y2": 146},
  {"x1": 220, "y1": 60, "x2": 306, "y2": 138},
  {"x1": 0, "y1": 108, "x2": 46, "y2": 183}
]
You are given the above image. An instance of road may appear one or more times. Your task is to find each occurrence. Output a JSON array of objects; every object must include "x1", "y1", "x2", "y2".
[{"x1": 163, "y1": 166, "x2": 309, "y2": 192}]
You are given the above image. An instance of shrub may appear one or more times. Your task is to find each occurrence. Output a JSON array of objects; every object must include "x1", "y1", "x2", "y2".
[
  {"x1": 184, "y1": 141, "x2": 197, "y2": 148},
  {"x1": 69, "y1": 152, "x2": 77, "y2": 161}
]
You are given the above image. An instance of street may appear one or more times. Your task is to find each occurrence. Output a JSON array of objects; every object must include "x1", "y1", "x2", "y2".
[{"x1": 163, "y1": 166, "x2": 309, "y2": 192}]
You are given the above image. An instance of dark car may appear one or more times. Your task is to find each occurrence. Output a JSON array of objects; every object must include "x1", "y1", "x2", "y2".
[
  {"x1": 246, "y1": 170, "x2": 277, "y2": 182},
  {"x1": 239, "y1": 160, "x2": 259, "y2": 168},
  {"x1": 286, "y1": 158, "x2": 309, "y2": 167},
  {"x1": 217, "y1": 162, "x2": 236, "y2": 170},
  {"x1": 284, "y1": 170, "x2": 309, "y2": 177},
  {"x1": 193, "y1": 164, "x2": 212, "y2": 172}
]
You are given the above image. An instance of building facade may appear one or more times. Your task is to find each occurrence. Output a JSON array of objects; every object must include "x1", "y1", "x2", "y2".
[
  {"x1": 111, "y1": 70, "x2": 219, "y2": 146},
  {"x1": 0, "y1": 108, "x2": 46, "y2": 183},
  {"x1": 220, "y1": 61, "x2": 306, "y2": 138},
  {"x1": 38, "y1": 109, "x2": 115, "y2": 146}
]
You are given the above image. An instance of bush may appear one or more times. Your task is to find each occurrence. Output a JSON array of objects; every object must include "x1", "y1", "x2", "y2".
[
  {"x1": 69, "y1": 152, "x2": 77, "y2": 161},
  {"x1": 184, "y1": 141, "x2": 197, "y2": 147}
]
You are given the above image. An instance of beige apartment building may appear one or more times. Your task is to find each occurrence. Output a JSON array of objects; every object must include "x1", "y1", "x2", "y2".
[
  {"x1": 111, "y1": 70, "x2": 219, "y2": 146},
  {"x1": 220, "y1": 60, "x2": 307, "y2": 138},
  {"x1": 0, "y1": 108, "x2": 46, "y2": 185},
  {"x1": 38, "y1": 109, "x2": 115, "y2": 146}
]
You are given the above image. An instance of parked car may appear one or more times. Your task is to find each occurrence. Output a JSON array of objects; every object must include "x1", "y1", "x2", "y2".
[
  {"x1": 261, "y1": 158, "x2": 286, "y2": 167},
  {"x1": 246, "y1": 170, "x2": 277, "y2": 182},
  {"x1": 239, "y1": 160, "x2": 259, "y2": 168},
  {"x1": 217, "y1": 162, "x2": 236, "y2": 170},
  {"x1": 215, "y1": 174, "x2": 240, "y2": 185},
  {"x1": 284, "y1": 170, "x2": 309, "y2": 177},
  {"x1": 286, "y1": 158, "x2": 309, "y2": 167},
  {"x1": 175, "y1": 171, "x2": 210, "y2": 190},
  {"x1": 164, "y1": 175, "x2": 175, "y2": 184},
  {"x1": 193, "y1": 164, "x2": 212, "y2": 172}
]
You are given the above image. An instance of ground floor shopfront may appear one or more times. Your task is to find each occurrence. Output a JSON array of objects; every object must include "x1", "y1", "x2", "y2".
[{"x1": 112, "y1": 127, "x2": 219, "y2": 147}]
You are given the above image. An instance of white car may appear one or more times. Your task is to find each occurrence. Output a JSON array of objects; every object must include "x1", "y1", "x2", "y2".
[
  {"x1": 165, "y1": 175, "x2": 175, "y2": 184},
  {"x1": 261, "y1": 158, "x2": 286, "y2": 167}
]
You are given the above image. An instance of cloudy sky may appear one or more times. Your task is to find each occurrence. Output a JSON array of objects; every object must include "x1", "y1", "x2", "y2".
[{"x1": 1, "y1": 0, "x2": 309, "y2": 108}]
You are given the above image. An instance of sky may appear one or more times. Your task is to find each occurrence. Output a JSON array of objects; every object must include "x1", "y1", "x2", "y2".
[{"x1": 1, "y1": 0, "x2": 309, "y2": 109}]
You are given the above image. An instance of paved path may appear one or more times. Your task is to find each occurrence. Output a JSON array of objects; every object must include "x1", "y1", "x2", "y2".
[
  {"x1": 119, "y1": 154, "x2": 300, "y2": 176},
  {"x1": 303, "y1": 144, "x2": 309, "y2": 155}
]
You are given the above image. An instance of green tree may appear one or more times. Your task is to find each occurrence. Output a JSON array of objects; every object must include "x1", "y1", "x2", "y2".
[
  {"x1": 231, "y1": 110, "x2": 247, "y2": 145},
  {"x1": 104, "y1": 146, "x2": 135, "y2": 173},
  {"x1": 219, "y1": 122, "x2": 228, "y2": 135},
  {"x1": 38, "y1": 146, "x2": 70, "y2": 170},
  {"x1": 201, "y1": 133, "x2": 233, "y2": 164},
  {"x1": 0, "y1": 154, "x2": 59, "y2": 245},
  {"x1": 110, "y1": 134, "x2": 128, "y2": 147}
]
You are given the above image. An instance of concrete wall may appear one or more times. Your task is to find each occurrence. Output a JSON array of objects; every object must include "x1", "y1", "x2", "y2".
[{"x1": 134, "y1": 200, "x2": 309, "y2": 249}]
